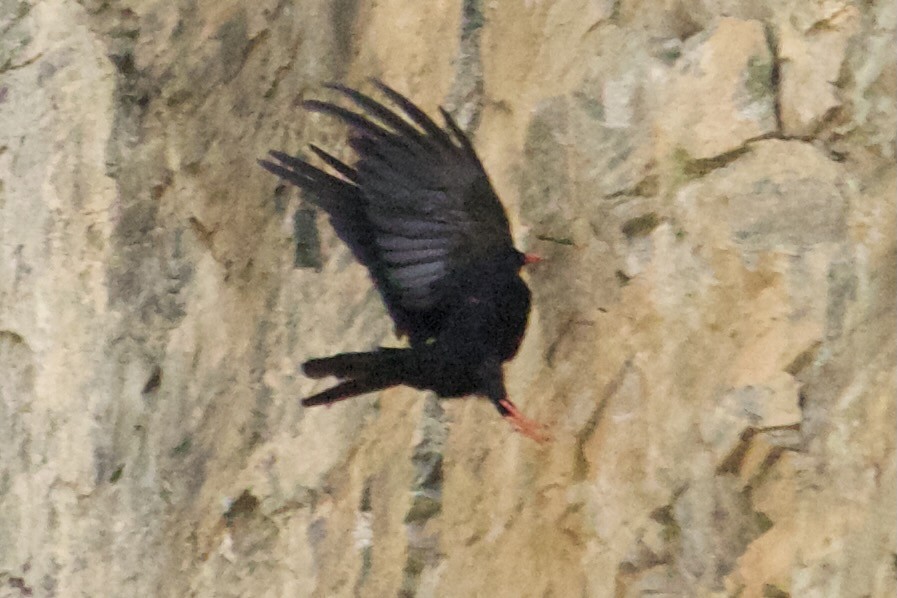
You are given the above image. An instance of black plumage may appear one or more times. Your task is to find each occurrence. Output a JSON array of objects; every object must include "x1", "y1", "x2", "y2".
[{"x1": 259, "y1": 80, "x2": 546, "y2": 440}]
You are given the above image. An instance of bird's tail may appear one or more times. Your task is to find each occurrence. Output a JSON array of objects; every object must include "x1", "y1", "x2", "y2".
[
  {"x1": 301, "y1": 348, "x2": 413, "y2": 407},
  {"x1": 303, "y1": 348, "x2": 407, "y2": 379}
]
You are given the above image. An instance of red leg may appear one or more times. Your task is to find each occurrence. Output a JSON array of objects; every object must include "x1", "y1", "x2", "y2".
[{"x1": 498, "y1": 398, "x2": 551, "y2": 443}]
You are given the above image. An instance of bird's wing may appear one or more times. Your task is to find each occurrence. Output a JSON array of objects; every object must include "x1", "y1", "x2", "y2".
[
  {"x1": 260, "y1": 81, "x2": 516, "y2": 339},
  {"x1": 305, "y1": 81, "x2": 515, "y2": 312},
  {"x1": 259, "y1": 148, "x2": 372, "y2": 266},
  {"x1": 259, "y1": 148, "x2": 423, "y2": 336}
]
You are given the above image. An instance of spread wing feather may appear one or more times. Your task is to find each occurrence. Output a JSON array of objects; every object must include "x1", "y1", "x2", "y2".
[{"x1": 260, "y1": 80, "x2": 515, "y2": 341}]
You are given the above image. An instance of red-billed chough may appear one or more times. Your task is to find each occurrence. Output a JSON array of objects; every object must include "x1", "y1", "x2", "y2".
[{"x1": 259, "y1": 80, "x2": 547, "y2": 441}]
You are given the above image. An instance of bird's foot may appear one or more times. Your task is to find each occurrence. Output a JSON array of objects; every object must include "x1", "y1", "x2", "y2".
[
  {"x1": 523, "y1": 253, "x2": 543, "y2": 265},
  {"x1": 498, "y1": 398, "x2": 551, "y2": 443}
]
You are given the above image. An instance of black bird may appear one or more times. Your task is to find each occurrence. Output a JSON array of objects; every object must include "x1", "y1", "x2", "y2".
[{"x1": 259, "y1": 80, "x2": 546, "y2": 441}]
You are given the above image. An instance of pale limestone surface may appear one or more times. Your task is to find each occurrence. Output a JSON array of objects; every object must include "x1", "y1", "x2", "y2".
[
  {"x1": 777, "y1": 5, "x2": 860, "y2": 137},
  {"x1": 0, "y1": 1, "x2": 894, "y2": 597}
]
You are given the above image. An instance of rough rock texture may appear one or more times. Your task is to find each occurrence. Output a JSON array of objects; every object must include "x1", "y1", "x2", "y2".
[{"x1": 0, "y1": 0, "x2": 894, "y2": 596}]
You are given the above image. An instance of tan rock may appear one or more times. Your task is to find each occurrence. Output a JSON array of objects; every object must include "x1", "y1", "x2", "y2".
[
  {"x1": 700, "y1": 372, "x2": 801, "y2": 465},
  {"x1": 778, "y1": 6, "x2": 860, "y2": 136},
  {"x1": 736, "y1": 428, "x2": 801, "y2": 489},
  {"x1": 677, "y1": 139, "x2": 848, "y2": 252},
  {"x1": 725, "y1": 521, "x2": 797, "y2": 597},
  {"x1": 659, "y1": 17, "x2": 777, "y2": 160}
]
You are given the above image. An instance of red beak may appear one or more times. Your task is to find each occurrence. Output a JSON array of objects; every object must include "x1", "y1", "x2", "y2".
[{"x1": 523, "y1": 253, "x2": 543, "y2": 265}]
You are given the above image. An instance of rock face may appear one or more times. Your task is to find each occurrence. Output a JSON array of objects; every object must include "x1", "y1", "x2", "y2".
[{"x1": 0, "y1": 1, "x2": 894, "y2": 596}]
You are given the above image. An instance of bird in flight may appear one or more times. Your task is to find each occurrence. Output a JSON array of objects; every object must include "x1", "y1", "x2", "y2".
[{"x1": 259, "y1": 80, "x2": 547, "y2": 441}]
